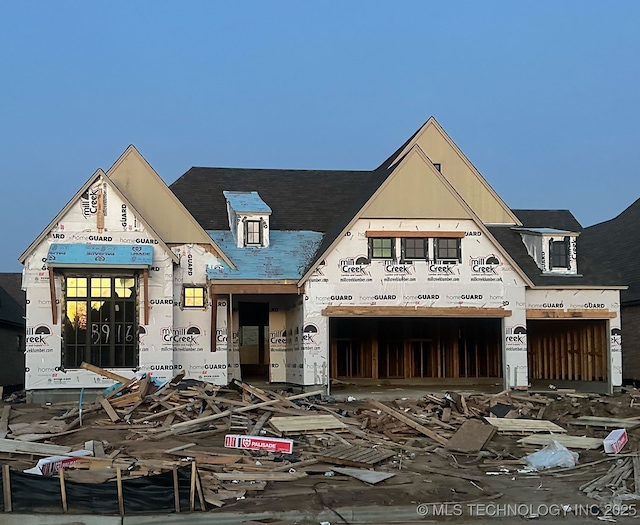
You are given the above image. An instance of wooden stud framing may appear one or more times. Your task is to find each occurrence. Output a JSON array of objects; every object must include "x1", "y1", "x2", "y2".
[{"x1": 173, "y1": 465, "x2": 180, "y2": 513}]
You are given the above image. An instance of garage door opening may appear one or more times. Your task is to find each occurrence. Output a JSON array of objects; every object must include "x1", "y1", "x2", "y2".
[
  {"x1": 527, "y1": 319, "x2": 608, "y2": 387},
  {"x1": 330, "y1": 317, "x2": 502, "y2": 380}
]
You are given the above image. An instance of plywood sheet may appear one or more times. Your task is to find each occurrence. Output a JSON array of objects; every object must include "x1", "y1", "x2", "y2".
[
  {"x1": 269, "y1": 415, "x2": 348, "y2": 435},
  {"x1": 484, "y1": 418, "x2": 566, "y2": 434},
  {"x1": 518, "y1": 434, "x2": 603, "y2": 450},
  {"x1": 446, "y1": 419, "x2": 495, "y2": 452}
]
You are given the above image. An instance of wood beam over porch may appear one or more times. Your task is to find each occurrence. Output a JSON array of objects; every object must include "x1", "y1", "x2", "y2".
[
  {"x1": 322, "y1": 306, "x2": 512, "y2": 317},
  {"x1": 210, "y1": 283, "x2": 302, "y2": 294}
]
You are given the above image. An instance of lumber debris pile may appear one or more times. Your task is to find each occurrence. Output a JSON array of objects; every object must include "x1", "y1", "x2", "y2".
[{"x1": 2, "y1": 367, "x2": 640, "y2": 514}]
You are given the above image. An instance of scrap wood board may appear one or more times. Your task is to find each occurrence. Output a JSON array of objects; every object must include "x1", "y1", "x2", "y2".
[
  {"x1": 569, "y1": 416, "x2": 640, "y2": 429},
  {"x1": 518, "y1": 434, "x2": 603, "y2": 450},
  {"x1": 484, "y1": 418, "x2": 566, "y2": 434},
  {"x1": 445, "y1": 419, "x2": 495, "y2": 453},
  {"x1": 213, "y1": 471, "x2": 307, "y2": 481},
  {"x1": 316, "y1": 444, "x2": 395, "y2": 468},
  {"x1": 269, "y1": 414, "x2": 348, "y2": 435}
]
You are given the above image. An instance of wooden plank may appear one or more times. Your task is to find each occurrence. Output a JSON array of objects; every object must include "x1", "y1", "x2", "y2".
[
  {"x1": 518, "y1": 434, "x2": 603, "y2": 450},
  {"x1": 365, "y1": 230, "x2": 465, "y2": 238},
  {"x1": 370, "y1": 400, "x2": 448, "y2": 445},
  {"x1": 484, "y1": 418, "x2": 566, "y2": 434},
  {"x1": 81, "y1": 362, "x2": 129, "y2": 383},
  {"x1": 0, "y1": 438, "x2": 72, "y2": 456},
  {"x1": 173, "y1": 466, "x2": 180, "y2": 513},
  {"x1": 322, "y1": 306, "x2": 512, "y2": 318},
  {"x1": 269, "y1": 415, "x2": 347, "y2": 435},
  {"x1": 100, "y1": 397, "x2": 121, "y2": 422},
  {"x1": 117, "y1": 467, "x2": 124, "y2": 516},
  {"x1": 213, "y1": 471, "x2": 307, "y2": 481},
  {"x1": 317, "y1": 444, "x2": 395, "y2": 468},
  {"x1": 569, "y1": 417, "x2": 640, "y2": 429},
  {"x1": 0, "y1": 406, "x2": 11, "y2": 439},
  {"x1": 59, "y1": 469, "x2": 68, "y2": 513},
  {"x1": 166, "y1": 390, "x2": 324, "y2": 433},
  {"x1": 48, "y1": 268, "x2": 57, "y2": 325},
  {"x1": 445, "y1": 419, "x2": 495, "y2": 453}
]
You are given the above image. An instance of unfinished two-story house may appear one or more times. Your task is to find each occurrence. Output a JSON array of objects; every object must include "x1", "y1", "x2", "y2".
[{"x1": 19, "y1": 118, "x2": 624, "y2": 401}]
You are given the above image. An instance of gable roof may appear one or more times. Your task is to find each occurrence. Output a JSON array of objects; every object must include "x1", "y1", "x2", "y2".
[
  {"x1": 106, "y1": 146, "x2": 232, "y2": 268},
  {"x1": 381, "y1": 117, "x2": 521, "y2": 225},
  {"x1": 580, "y1": 197, "x2": 640, "y2": 303},
  {"x1": 19, "y1": 168, "x2": 179, "y2": 265},
  {"x1": 489, "y1": 209, "x2": 623, "y2": 288}
]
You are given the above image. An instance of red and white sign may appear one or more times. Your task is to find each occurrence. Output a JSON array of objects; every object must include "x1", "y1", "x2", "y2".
[{"x1": 225, "y1": 434, "x2": 294, "y2": 454}]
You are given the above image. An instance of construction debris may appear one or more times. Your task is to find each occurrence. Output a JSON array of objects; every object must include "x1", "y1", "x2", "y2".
[{"x1": 2, "y1": 365, "x2": 640, "y2": 516}]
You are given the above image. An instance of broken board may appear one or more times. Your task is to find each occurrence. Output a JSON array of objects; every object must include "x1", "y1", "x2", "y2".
[
  {"x1": 269, "y1": 415, "x2": 347, "y2": 436},
  {"x1": 316, "y1": 444, "x2": 395, "y2": 468},
  {"x1": 445, "y1": 419, "x2": 495, "y2": 453},
  {"x1": 484, "y1": 418, "x2": 566, "y2": 434}
]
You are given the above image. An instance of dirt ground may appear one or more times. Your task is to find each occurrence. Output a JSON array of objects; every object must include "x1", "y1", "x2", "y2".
[{"x1": 3, "y1": 387, "x2": 640, "y2": 523}]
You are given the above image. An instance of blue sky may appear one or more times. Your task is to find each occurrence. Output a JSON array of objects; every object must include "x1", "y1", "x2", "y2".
[{"x1": 1, "y1": 1, "x2": 639, "y2": 272}]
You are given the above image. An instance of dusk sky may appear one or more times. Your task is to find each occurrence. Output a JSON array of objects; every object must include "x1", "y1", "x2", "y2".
[{"x1": 1, "y1": 1, "x2": 639, "y2": 272}]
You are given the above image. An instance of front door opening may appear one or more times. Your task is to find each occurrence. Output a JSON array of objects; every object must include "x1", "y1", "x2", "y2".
[{"x1": 238, "y1": 302, "x2": 269, "y2": 381}]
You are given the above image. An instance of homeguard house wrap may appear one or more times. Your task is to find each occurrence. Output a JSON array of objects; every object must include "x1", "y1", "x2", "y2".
[{"x1": 19, "y1": 118, "x2": 625, "y2": 399}]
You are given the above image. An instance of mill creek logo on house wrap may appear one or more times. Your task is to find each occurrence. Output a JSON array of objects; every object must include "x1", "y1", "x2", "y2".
[
  {"x1": 611, "y1": 328, "x2": 622, "y2": 349},
  {"x1": 469, "y1": 254, "x2": 502, "y2": 281},
  {"x1": 25, "y1": 325, "x2": 53, "y2": 351},
  {"x1": 162, "y1": 326, "x2": 203, "y2": 348},
  {"x1": 303, "y1": 324, "x2": 319, "y2": 345},
  {"x1": 80, "y1": 185, "x2": 107, "y2": 219},
  {"x1": 338, "y1": 256, "x2": 372, "y2": 282},
  {"x1": 505, "y1": 325, "x2": 527, "y2": 347}
]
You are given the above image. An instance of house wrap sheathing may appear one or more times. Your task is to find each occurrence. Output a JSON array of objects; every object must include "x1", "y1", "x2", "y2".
[{"x1": 19, "y1": 119, "x2": 625, "y2": 397}]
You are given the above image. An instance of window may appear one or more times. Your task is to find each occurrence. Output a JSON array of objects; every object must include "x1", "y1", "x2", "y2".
[
  {"x1": 369, "y1": 237, "x2": 394, "y2": 259},
  {"x1": 183, "y1": 286, "x2": 206, "y2": 308},
  {"x1": 401, "y1": 238, "x2": 427, "y2": 261},
  {"x1": 435, "y1": 238, "x2": 461, "y2": 263},
  {"x1": 550, "y1": 239, "x2": 569, "y2": 269},
  {"x1": 63, "y1": 275, "x2": 137, "y2": 369},
  {"x1": 245, "y1": 220, "x2": 262, "y2": 246}
]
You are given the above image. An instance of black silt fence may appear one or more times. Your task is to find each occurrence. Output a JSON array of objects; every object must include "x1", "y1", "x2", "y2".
[{"x1": 0, "y1": 463, "x2": 204, "y2": 514}]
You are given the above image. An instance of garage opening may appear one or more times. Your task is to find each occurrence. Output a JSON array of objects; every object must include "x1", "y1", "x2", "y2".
[
  {"x1": 528, "y1": 319, "x2": 608, "y2": 384},
  {"x1": 330, "y1": 317, "x2": 502, "y2": 380}
]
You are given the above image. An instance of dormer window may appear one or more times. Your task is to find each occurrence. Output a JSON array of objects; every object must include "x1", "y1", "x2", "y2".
[
  {"x1": 550, "y1": 238, "x2": 569, "y2": 269},
  {"x1": 245, "y1": 220, "x2": 262, "y2": 246}
]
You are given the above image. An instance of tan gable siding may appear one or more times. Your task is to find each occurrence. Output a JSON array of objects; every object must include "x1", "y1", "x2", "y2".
[
  {"x1": 107, "y1": 146, "x2": 220, "y2": 247},
  {"x1": 362, "y1": 149, "x2": 471, "y2": 219},
  {"x1": 392, "y1": 119, "x2": 519, "y2": 225}
]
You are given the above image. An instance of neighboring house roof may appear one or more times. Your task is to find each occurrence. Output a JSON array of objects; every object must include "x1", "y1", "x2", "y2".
[
  {"x1": 489, "y1": 209, "x2": 623, "y2": 288},
  {"x1": 0, "y1": 273, "x2": 25, "y2": 327},
  {"x1": 580, "y1": 197, "x2": 640, "y2": 304},
  {"x1": 0, "y1": 273, "x2": 25, "y2": 311},
  {"x1": 206, "y1": 231, "x2": 324, "y2": 281}
]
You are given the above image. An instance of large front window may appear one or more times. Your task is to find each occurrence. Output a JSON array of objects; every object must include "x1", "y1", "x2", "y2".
[{"x1": 63, "y1": 275, "x2": 137, "y2": 369}]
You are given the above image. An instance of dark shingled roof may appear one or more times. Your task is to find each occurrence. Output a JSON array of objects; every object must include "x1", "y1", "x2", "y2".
[
  {"x1": 169, "y1": 167, "x2": 622, "y2": 290},
  {"x1": 580, "y1": 198, "x2": 640, "y2": 304},
  {"x1": 0, "y1": 273, "x2": 25, "y2": 326},
  {"x1": 512, "y1": 209, "x2": 583, "y2": 232},
  {"x1": 169, "y1": 167, "x2": 378, "y2": 233},
  {"x1": 489, "y1": 210, "x2": 623, "y2": 288}
]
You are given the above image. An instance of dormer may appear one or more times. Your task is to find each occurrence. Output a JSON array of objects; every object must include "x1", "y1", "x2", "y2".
[
  {"x1": 515, "y1": 227, "x2": 579, "y2": 275},
  {"x1": 223, "y1": 191, "x2": 272, "y2": 248}
]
